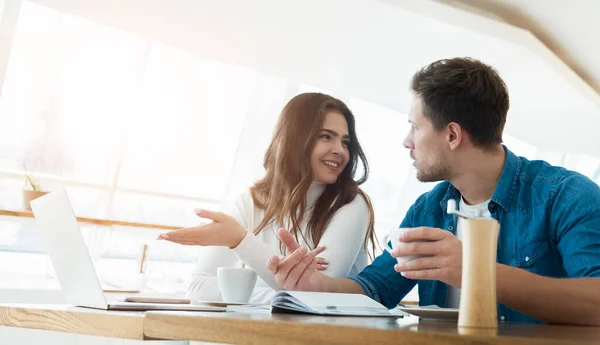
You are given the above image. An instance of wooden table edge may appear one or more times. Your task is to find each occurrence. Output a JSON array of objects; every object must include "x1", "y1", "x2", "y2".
[
  {"x1": 143, "y1": 312, "x2": 600, "y2": 345},
  {"x1": 0, "y1": 305, "x2": 146, "y2": 340}
]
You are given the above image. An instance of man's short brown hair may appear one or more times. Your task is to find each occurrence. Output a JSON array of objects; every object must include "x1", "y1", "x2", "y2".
[{"x1": 410, "y1": 57, "x2": 510, "y2": 148}]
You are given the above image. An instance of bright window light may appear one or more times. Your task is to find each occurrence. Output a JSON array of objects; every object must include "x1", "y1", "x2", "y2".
[{"x1": 0, "y1": 1, "x2": 285, "y2": 292}]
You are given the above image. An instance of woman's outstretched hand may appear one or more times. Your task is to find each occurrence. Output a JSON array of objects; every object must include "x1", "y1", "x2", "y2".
[
  {"x1": 157, "y1": 212, "x2": 329, "y2": 271},
  {"x1": 157, "y1": 209, "x2": 247, "y2": 248}
]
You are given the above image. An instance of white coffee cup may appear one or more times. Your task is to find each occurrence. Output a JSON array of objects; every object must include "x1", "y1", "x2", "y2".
[
  {"x1": 382, "y1": 227, "x2": 426, "y2": 264},
  {"x1": 217, "y1": 267, "x2": 257, "y2": 303}
]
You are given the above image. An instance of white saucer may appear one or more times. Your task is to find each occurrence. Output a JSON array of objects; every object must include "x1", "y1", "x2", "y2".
[{"x1": 397, "y1": 306, "x2": 459, "y2": 321}]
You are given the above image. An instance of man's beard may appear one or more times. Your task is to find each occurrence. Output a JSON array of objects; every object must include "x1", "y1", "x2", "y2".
[{"x1": 415, "y1": 159, "x2": 451, "y2": 183}]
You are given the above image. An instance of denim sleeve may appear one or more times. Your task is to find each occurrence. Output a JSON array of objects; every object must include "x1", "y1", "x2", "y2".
[
  {"x1": 552, "y1": 174, "x2": 600, "y2": 278},
  {"x1": 349, "y1": 205, "x2": 418, "y2": 309}
]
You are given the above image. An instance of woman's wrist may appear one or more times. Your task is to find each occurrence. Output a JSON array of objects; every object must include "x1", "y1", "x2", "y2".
[{"x1": 229, "y1": 225, "x2": 248, "y2": 249}]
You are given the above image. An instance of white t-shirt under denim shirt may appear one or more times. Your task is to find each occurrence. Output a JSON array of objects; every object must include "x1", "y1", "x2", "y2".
[
  {"x1": 446, "y1": 197, "x2": 492, "y2": 308},
  {"x1": 186, "y1": 182, "x2": 371, "y2": 304}
]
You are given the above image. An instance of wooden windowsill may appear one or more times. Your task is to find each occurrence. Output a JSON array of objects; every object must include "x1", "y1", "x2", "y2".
[{"x1": 0, "y1": 209, "x2": 180, "y2": 231}]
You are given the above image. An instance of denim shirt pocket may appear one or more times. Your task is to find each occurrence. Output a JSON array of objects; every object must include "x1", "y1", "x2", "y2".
[{"x1": 511, "y1": 237, "x2": 550, "y2": 269}]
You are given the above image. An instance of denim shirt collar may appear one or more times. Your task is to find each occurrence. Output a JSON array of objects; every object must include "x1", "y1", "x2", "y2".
[{"x1": 439, "y1": 145, "x2": 520, "y2": 213}]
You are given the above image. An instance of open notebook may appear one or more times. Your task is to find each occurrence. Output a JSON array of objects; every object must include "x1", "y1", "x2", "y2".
[{"x1": 271, "y1": 291, "x2": 406, "y2": 317}]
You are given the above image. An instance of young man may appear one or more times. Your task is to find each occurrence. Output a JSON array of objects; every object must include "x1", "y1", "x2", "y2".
[{"x1": 266, "y1": 57, "x2": 600, "y2": 325}]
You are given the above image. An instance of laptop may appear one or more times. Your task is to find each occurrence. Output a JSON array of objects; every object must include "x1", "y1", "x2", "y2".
[{"x1": 30, "y1": 188, "x2": 224, "y2": 312}]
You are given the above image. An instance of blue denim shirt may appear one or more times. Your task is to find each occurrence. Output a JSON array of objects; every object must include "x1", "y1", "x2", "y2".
[{"x1": 351, "y1": 146, "x2": 600, "y2": 323}]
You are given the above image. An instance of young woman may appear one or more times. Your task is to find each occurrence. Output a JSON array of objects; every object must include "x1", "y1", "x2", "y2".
[{"x1": 158, "y1": 92, "x2": 377, "y2": 303}]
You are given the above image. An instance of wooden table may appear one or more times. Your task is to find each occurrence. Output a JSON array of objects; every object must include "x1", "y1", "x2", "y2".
[
  {"x1": 2, "y1": 304, "x2": 600, "y2": 344},
  {"x1": 0, "y1": 304, "x2": 145, "y2": 340},
  {"x1": 145, "y1": 311, "x2": 600, "y2": 345}
]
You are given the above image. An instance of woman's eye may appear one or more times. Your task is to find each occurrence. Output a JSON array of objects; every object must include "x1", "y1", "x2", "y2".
[
  {"x1": 342, "y1": 141, "x2": 350, "y2": 147},
  {"x1": 320, "y1": 134, "x2": 331, "y2": 140}
]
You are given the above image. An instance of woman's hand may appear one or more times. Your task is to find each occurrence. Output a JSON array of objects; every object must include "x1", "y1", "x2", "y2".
[
  {"x1": 267, "y1": 228, "x2": 332, "y2": 290},
  {"x1": 158, "y1": 213, "x2": 329, "y2": 270},
  {"x1": 157, "y1": 209, "x2": 247, "y2": 249}
]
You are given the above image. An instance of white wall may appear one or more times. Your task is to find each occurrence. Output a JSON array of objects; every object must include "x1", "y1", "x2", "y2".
[{"x1": 24, "y1": 0, "x2": 600, "y2": 157}]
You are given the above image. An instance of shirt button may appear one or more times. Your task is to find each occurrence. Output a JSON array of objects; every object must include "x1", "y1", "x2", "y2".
[
  {"x1": 448, "y1": 226, "x2": 454, "y2": 231},
  {"x1": 500, "y1": 316, "x2": 505, "y2": 321},
  {"x1": 525, "y1": 256, "x2": 530, "y2": 262},
  {"x1": 489, "y1": 203, "x2": 495, "y2": 210}
]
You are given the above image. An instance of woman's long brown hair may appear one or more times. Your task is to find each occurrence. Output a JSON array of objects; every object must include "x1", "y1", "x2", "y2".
[{"x1": 250, "y1": 93, "x2": 377, "y2": 259}]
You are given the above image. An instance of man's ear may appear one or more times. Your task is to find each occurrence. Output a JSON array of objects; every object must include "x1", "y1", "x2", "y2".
[{"x1": 447, "y1": 122, "x2": 462, "y2": 150}]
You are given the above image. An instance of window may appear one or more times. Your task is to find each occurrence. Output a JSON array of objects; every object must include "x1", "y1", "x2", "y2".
[{"x1": 0, "y1": 1, "x2": 287, "y2": 292}]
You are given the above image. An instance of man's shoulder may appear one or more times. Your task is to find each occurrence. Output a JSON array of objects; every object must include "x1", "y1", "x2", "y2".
[
  {"x1": 516, "y1": 157, "x2": 597, "y2": 192},
  {"x1": 517, "y1": 157, "x2": 572, "y2": 184},
  {"x1": 513, "y1": 156, "x2": 600, "y2": 207}
]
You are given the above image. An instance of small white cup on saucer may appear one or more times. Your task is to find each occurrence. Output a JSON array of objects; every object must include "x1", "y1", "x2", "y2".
[
  {"x1": 217, "y1": 267, "x2": 257, "y2": 304},
  {"x1": 382, "y1": 227, "x2": 427, "y2": 264}
]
